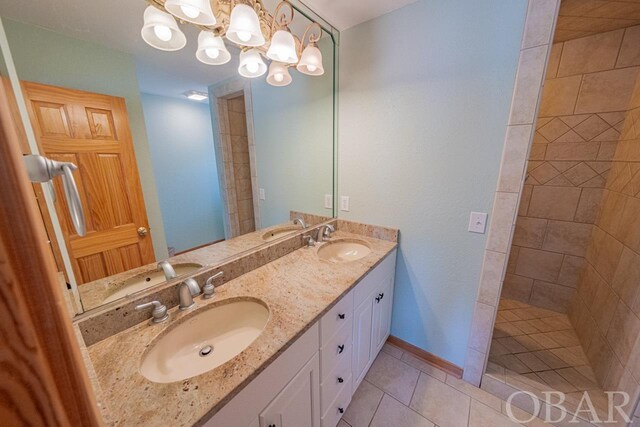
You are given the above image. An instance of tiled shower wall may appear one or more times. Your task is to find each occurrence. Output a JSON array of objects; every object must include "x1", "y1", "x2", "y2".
[
  {"x1": 228, "y1": 95, "x2": 256, "y2": 236},
  {"x1": 503, "y1": 26, "x2": 640, "y2": 313},
  {"x1": 568, "y1": 73, "x2": 640, "y2": 405}
]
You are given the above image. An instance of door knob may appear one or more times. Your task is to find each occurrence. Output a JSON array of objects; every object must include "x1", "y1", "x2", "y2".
[{"x1": 137, "y1": 227, "x2": 148, "y2": 237}]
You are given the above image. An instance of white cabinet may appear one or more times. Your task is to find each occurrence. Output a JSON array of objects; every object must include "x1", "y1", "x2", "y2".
[
  {"x1": 207, "y1": 250, "x2": 396, "y2": 427},
  {"x1": 259, "y1": 354, "x2": 320, "y2": 427},
  {"x1": 352, "y1": 296, "x2": 374, "y2": 389}
]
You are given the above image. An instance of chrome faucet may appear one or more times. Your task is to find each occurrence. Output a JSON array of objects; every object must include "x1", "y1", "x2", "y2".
[
  {"x1": 179, "y1": 281, "x2": 196, "y2": 310},
  {"x1": 135, "y1": 300, "x2": 168, "y2": 324},
  {"x1": 203, "y1": 271, "x2": 224, "y2": 299},
  {"x1": 316, "y1": 224, "x2": 335, "y2": 242},
  {"x1": 157, "y1": 260, "x2": 177, "y2": 281},
  {"x1": 303, "y1": 234, "x2": 316, "y2": 247},
  {"x1": 293, "y1": 217, "x2": 308, "y2": 229}
]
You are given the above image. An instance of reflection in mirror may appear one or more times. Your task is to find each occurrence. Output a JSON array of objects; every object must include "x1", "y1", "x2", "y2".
[{"x1": 0, "y1": 0, "x2": 336, "y2": 314}]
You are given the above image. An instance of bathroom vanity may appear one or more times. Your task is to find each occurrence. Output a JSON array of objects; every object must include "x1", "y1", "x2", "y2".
[{"x1": 82, "y1": 226, "x2": 397, "y2": 427}]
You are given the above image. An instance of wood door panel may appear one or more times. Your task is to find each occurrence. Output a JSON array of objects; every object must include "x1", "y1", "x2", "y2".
[
  {"x1": 86, "y1": 107, "x2": 117, "y2": 140},
  {"x1": 23, "y1": 81, "x2": 155, "y2": 285},
  {"x1": 31, "y1": 101, "x2": 71, "y2": 138}
]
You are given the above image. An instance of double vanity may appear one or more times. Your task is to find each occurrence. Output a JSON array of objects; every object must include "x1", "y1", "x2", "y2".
[{"x1": 78, "y1": 220, "x2": 398, "y2": 427}]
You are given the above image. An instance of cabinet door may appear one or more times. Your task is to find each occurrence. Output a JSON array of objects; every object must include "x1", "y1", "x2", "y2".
[
  {"x1": 351, "y1": 298, "x2": 373, "y2": 391},
  {"x1": 260, "y1": 354, "x2": 320, "y2": 427},
  {"x1": 372, "y1": 276, "x2": 394, "y2": 354}
]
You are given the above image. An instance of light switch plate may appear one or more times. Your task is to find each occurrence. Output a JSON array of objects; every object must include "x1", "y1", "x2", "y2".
[
  {"x1": 324, "y1": 194, "x2": 333, "y2": 209},
  {"x1": 259, "y1": 188, "x2": 265, "y2": 200},
  {"x1": 340, "y1": 196, "x2": 350, "y2": 212},
  {"x1": 468, "y1": 212, "x2": 488, "y2": 234}
]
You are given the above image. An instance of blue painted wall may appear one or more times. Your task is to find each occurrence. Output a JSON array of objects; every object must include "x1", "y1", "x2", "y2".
[
  {"x1": 338, "y1": 0, "x2": 527, "y2": 366},
  {"x1": 140, "y1": 93, "x2": 225, "y2": 253}
]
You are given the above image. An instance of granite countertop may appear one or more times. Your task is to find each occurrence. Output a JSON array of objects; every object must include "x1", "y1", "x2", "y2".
[
  {"x1": 87, "y1": 231, "x2": 397, "y2": 426},
  {"x1": 79, "y1": 221, "x2": 314, "y2": 311}
]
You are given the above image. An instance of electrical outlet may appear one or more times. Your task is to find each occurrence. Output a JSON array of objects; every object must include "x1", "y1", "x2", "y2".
[
  {"x1": 468, "y1": 212, "x2": 488, "y2": 234},
  {"x1": 324, "y1": 194, "x2": 333, "y2": 209},
  {"x1": 259, "y1": 188, "x2": 265, "y2": 200},
  {"x1": 340, "y1": 196, "x2": 350, "y2": 212}
]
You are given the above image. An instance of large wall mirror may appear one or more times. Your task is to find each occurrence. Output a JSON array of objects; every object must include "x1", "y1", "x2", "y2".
[{"x1": 0, "y1": 0, "x2": 337, "y2": 315}]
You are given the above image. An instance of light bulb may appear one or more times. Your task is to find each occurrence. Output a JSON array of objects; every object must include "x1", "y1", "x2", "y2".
[
  {"x1": 153, "y1": 24, "x2": 172, "y2": 42},
  {"x1": 180, "y1": 4, "x2": 200, "y2": 18},
  {"x1": 205, "y1": 47, "x2": 220, "y2": 59},
  {"x1": 274, "y1": 73, "x2": 284, "y2": 82},
  {"x1": 237, "y1": 31, "x2": 252, "y2": 42},
  {"x1": 246, "y1": 62, "x2": 259, "y2": 74},
  {"x1": 306, "y1": 64, "x2": 317, "y2": 73}
]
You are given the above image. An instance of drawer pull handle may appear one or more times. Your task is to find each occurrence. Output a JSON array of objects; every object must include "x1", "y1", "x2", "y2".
[
  {"x1": 338, "y1": 407, "x2": 344, "y2": 414},
  {"x1": 375, "y1": 296, "x2": 381, "y2": 303},
  {"x1": 338, "y1": 344, "x2": 345, "y2": 354},
  {"x1": 337, "y1": 377, "x2": 344, "y2": 383},
  {"x1": 269, "y1": 425, "x2": 276, "y2": 427},
  {"x1": 338, "y1": 313, "x2": 346, "y2": 319},
  {"x1": 379, "y1": 292, "x2": 384, "y2": 299}
]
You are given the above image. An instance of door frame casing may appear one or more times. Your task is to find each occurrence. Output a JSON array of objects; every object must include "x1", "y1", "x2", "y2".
[{"x1": 210, "y1": 78, "x2": 261, "y2": 239}]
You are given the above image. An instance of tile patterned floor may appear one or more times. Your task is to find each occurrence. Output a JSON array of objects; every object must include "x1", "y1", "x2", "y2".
[
  {"x1": 489, "y1": 298, "x2": 601, "y2": 396},
  {"x1": 339, "y1": 342, "x2": 550, "y2": 427},
  {"x1": 485, "y1": 298, "x2": 611, "y2": 422}
]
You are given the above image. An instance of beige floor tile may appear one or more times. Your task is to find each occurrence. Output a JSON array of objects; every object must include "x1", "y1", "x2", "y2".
[
  {"x1": 532, "y1": 349, "x2": 570, "y2": 369},
  {"x1": 489, "y1": 354, "x2": 531, "y2": 374},
  {"x1": 555, "y1": 367, "x2": 598, "y2": 391},
  {"x1": 370, "y1": 394, "x2": 434, "y2": 427},
  {"x1": 469, "y1": 399, "x2": 520, "y2": 427},
  {"x1": 528, "y1": 332, "x2": 561, "y2": 349},
  {"x1": 445, "y1": 374, "x2": 503, "y2": 412},
  {"x1": 342, "y1": 380, "x2": 383, "y2": 427},
  {"x1": 410, "y1": 373, "x2": 471, "y2": 427},
  {"x1": 546, "y1": 330, "x2": 580, "y2": 347},
  {"x1": 496, "y1": 337, "x2": 528, "y2": 353},
  {"x1": 501, "y1": 401, "x2": 548, "y2": 427},
  {"x1": 551, "y1": 346, "x2": 588, "y2": 366},
  {"x1": 381, "y1": 343, "x2": 403, "y2": 359},
  {"x1": 536, "y1": 370, "x2": 578, "y2": 393},
  {"x1": 511, "y1": 320, "x2": 541, "y2": 334},
  {"x1": 400, "y1": 353, "x2": 447, "y2": 382},
  {"x1": 490, "y1": 339, "x2": 511, "y2": 357},
  {"x1": 485, "y1": 361, "x2": 506, "y2": 382},
  {"x1": 365, "y1": 352, "x2": 420, "y2": 405},
  {"x1": 513, "y1": 334, "x2": 545, "y2": 352},
  {"x1": 499, "y1": 310, "x2": 523, "y2": 322},
  {"x1": 515, "y1": 352, "x2": 551, "y2": 372},
  {"x1": 494, "y1": 322, "x2": 525, "y2": 338},
  {"x1": 337, "y1": 420, "x2": 351, "y2": 427}
]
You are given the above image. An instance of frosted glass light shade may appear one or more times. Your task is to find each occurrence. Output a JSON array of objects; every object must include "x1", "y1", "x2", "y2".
[
  {"x1": 227, "y1": 4, "x2": 265, "y2": 47},
  {"x1": 267, "y1": 61, "x2": 292, "y2": 86},
  {"x1": 238, "y1": 49, "x2": 267, "y2": 78},
  {"x1": 297, "y1": 43, "x2": 324, "y2": 76},
  {"x1": 266, "y1": 30, "x2": 298, "y2": 64},
  {"x1": 196, "y1": 31, "x2": 231, "y2": 65},
  {"x1": 165, "y1": 0, "x2": 216, "y2": 25},
  {"x1": 141, "y1": 6, "x2": 186, "y2": 51}
]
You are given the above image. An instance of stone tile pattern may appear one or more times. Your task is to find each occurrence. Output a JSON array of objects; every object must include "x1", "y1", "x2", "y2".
[
  {"x1": 465, "y1": 0, "x2": 561, "y2": 386},
  {"x1": 567, "y1": 60, "x2": 640, "y2": 418},
  {"x1": 504, "y1": 26, "x2": 640, "y2": 314},
  {"x1": 227, "y1": 94, "x2": 256, "y2": 236},
  {"x1": 340, "y1": 342, "x2": 551, "y2": 427},
  {"x1": 554, "y1": 0, "x2": 640, "y2": 43}
]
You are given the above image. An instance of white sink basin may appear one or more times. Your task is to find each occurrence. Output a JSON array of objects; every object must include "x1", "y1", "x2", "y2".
[
  {"x1": 140, "y1": 299, "x2": 270, "y2": 383},
  {"x1": 262, "y1": 226, "x2": 299, "y2": 242},
  {"x1": 102, "y1": 263, "x2": 202, "y2": 304},
  {"x1": 317, "y1": 239, "x2": 371, "y2": 263}
]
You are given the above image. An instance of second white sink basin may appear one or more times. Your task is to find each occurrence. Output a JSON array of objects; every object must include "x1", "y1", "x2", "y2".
[
  {"x1": 140, "y1": 299, "x2": 270, "y2": 383},
  {"x1": 262, "y1": 226, "x2": 299, "y2": 242},
  {"x1": 102, "y1": 263, "x2": 202, "y2": 304},
  {"x1": 317, "y1": 239, "x2": 371, "y2": 263}
]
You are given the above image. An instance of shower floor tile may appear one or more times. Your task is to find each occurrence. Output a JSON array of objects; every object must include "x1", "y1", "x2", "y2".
[{"x1": 486, "y1": 298, "x2": 609, "y2": 422}]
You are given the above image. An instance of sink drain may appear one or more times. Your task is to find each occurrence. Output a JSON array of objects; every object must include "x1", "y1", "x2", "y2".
[{"x1": 199, "y1": 345, "x2": 214, "y2": 357}]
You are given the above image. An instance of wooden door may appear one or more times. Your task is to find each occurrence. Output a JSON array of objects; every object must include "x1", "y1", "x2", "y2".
[
  {"x1": 259, "y1": 354, "x2": 320, "y2": 427},
  {"x1": 22, "y1": 81, "x2": 155, "y2": 284}
]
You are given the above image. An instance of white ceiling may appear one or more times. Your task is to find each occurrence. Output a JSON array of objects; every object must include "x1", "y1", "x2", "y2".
[
  {"x1": 301, "y1": 0, "x2": 419, "y2": 31},
  {"x1": 0, "y1": 0, "x2": 416, "y2": 98}
]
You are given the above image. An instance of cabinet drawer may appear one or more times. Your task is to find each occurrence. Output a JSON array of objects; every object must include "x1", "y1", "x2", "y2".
[
  {"x1": 353, "y1": 250, "x2": 396, "y2": 308},
  {"x1": 320, "y1": 344, "x2": 352, "y2": 416},
  {"x1": 320, "y1": 376, "x2": 352, "y2": 427},
  {"x1": 320, "y1": 317, "x2": 353, "y2": 381},
  {"x1": 320, "y1": 290, "x2": 354, "y2": 345}
]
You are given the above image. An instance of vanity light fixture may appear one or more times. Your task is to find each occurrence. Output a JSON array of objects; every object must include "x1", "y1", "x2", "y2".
[
  {"x1": 196, "y1": 31, "x2": 231, "y2": 64},
  {"x1": 226, "y1": 3, "x2": 265, "y2": 46},
  {"x1": 266, "y1": 61, "x2": 292, "y2": 86},
  {"x1": 141, "y1": 6, "x2": 187, "y2": 51},
  {"x1": 141, "y1": 0, "x2": 326, "y2": 87},
  {"x1": 164, "y1": 0, "x2": 216, "y2": 25},
  {"x1": 184, "y1": 90, "x2": 209, "y2": 101},
  {"x1": 238, "y1": 48, "x2": 267, "y2": 78}
]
